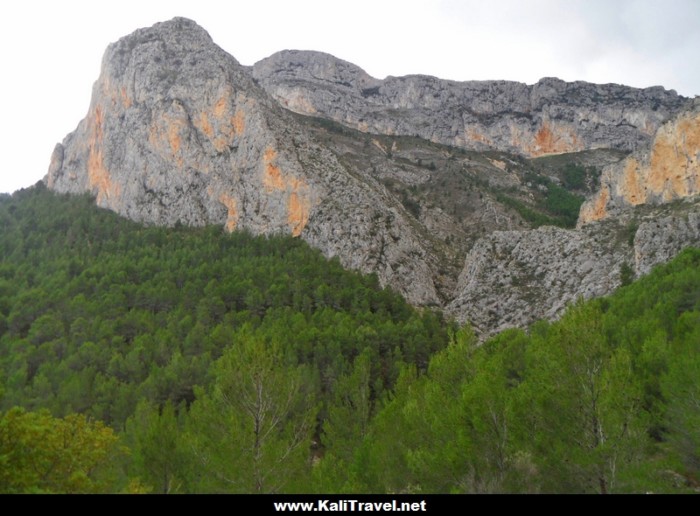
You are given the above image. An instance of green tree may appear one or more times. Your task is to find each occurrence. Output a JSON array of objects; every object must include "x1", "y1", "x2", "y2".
[
  {"x1": 0, "y1": 407, "x2": 125, "y2": 493},
  {"x1": 186, "y1": 335, "x2": 318, "y2": 493},
  {"x1": 521, "y1": 302, "x2": 648, "y2": 493},
  {"x1": 322, "y1": 348, "x2": 373, "y2": 462},
  {"x1": 124, "y1": 400, "x2": 187, "y2": 493},
  {"x1": 349, "y1": 326, "x2": 476, "y2": 494},
  {"x1": 620, "y1": 262, "x2": 635, "y2": 287},
  {"x1": 662, "y1": 340, "x2": 700, "y2": 488}
]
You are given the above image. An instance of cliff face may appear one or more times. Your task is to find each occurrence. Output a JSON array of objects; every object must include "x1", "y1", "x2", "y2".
[
  {"x1": 44, "y1": 18, "x2": 446, "y2": 306},
  {"x1": 449, "y1": 101, "x2": 700, "y2": 336},
  {"x1": 46, "y1": 18, "x2": 298, "y2": 233},
  {"x1": 579, "y1": 99, "x2": 700, "y2": 225},
  {"x1": 45, "y1": 18, "x2": 700, "y2": 337},
  {"x1": 252, "y1": 50, "x2": 690, "y2": 158},
  {"x1": 447, "y1": 204, "x2": 700, "y2": 336}
]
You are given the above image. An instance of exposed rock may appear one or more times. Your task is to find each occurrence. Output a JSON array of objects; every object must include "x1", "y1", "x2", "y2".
[
  {"x1": 253, "y1": 51, "x2": 690, "y2": 157},
  {"x1": 635, "y1": 209, "x2": 700, "y2": 275},
  {"x1": 447, "y1": 224, "x2": 623, "y2": 335},
  {"x1": 44, "y1": 18, "x2": 443, "y2": 306},
  {"x1": 579, "y1": 99, "x2": 700, "y2": 225},
  {"x1": 449, "y1": 99, "x2": 700, "y2": 338},
  {"x1": 44, "y1": 18, "x2": 700, "y2": 338},
  {"x1": 448, "y1": 199, "x2": 700, "y2": 338}
]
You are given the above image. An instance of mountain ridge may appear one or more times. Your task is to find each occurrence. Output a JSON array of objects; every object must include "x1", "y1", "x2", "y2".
[
  {"x1": 44, "y1": 17, "x2": 700, "y2": 336},
  {"x1": 252, "y1": 49, "x2": 690, "y2": 157}
]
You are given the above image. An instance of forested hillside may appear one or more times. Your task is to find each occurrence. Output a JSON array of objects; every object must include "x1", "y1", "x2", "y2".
[
  {"x1": 338, "y1": 247, "x2": 700, "y2": 493},
  {"x1": 0, "y1": 185, "x2": 447, "y2": 492},
  {"x1": 0, "y1": 186, "x2": 698, "y2": 493}
]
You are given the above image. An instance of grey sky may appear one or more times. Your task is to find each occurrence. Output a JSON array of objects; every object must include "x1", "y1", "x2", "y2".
[{"x1": 1, "y1": 0, "x2": 698, "y2": 194}]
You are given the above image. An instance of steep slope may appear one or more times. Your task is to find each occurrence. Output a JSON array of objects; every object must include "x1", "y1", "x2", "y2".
[
  {"x1": 579, "y1": 98, "x2": 700, "y2": 224},
  {"x1": 252, "y1": 50, "x2": 690, "y2": 157},
  {"x1": 44, "y1": 18, "x2": 700, "y2": 337},
  {"x1": 448, "y1": 99, "x2": 700, "y2": 335},
  {"x1": 45, "y1": 18, "x2": 446, "y2": 305},
  {"x1": 0, "y1": 185, "x2": 448, "y2": 429},
  {"x1": 447, "y1": 202, "x2": 700, "y2": 335}
]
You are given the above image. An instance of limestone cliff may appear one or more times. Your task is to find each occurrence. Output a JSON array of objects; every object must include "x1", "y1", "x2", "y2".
[
  {"x1": 44, "y1": 18, "x2": 444, "y2": 306},
  {"x1": 45, "y1": 18, "x2": 700, "y2": 338},
  {"x1": 253, "y1": 50, "x2": 690, "y2": 158},
  {"x1": 579, "y1": 99, "x2": 700, "y2": 225},
  {"x1": 450, "y1": 99, "x2": 700, "y2": 337},
  {"x1": 448, "y1": 201, "x2": 700, "y2": 337}
]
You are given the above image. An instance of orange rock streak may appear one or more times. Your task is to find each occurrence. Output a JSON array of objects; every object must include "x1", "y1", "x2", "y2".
[
  {"x1": 261, "y1": 146, "x2": 311, "y2": 236},
  {"x1": 87, "y1": 104, "x2": 121, "y2": 206},
  {"x1": 579, "y1": 110, "x2": 700, "y2": 225},
  {"x1": 219, "y1": 193, "x2": 239, "y2": 231}
]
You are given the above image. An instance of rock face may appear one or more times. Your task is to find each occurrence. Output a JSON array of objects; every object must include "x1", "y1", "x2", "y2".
[
  {"x1": 253, "y1": 50, "x2": 690, "y2": 157},
  {"x1": 447, "y1": 203, "x2": 700, "y2": 336},
  {"x1": 579, "y1": 99, "x2": 700, "y2": 225},
  {"x1": 47, "y1": 18, "x2": 288, "y2": 231},
  {"x1": 45, "y1": 18, "x2": 700, "y2": 337},
  {"x1": 44, "y1": 18, "x2": 444, "y2": 306},
  {"x1": 449, "y1": 99, "x2": 700, "y2": 337}
]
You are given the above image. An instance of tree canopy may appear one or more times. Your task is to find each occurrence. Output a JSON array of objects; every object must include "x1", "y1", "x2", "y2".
[{"x1": 0, "y1": 185, "x2": 698, "y2": 493}]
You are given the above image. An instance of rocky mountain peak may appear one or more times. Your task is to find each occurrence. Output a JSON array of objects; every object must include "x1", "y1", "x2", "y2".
[
  {"x1": 44, "y1": 18, "x2": 448, "y2": 307},
  {"x1": 44, "y1": 18, "x2": 700, "y2": 337},
  {"x1": 253, "y1": 50, "x2": 690, "y2": 157},
  {"x1": 254, "y1": 50, "x2": 381, "y2": 90},
  {"x1": 47, "y1": 16, "x2": 279, "y2": 225}
]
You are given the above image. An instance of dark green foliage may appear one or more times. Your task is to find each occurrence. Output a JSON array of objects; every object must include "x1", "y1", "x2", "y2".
[
  {"x1": 2, "y1": 184, "x2": 699, "y2": 493},
  {"x1": 516, "y1": 173, "x2": 585, "y2": 228},
  {"x1": 495, "y1": 192, "x2": 560, "y2": 228},
  {"x1": 561, "y1": 163, "x2": 588, "y2": 190},
  {"x1": 123, "y1": 400, "x2": 186, "y2": 493},
  {"x1": 331, "y1": 249, "x2": 700, "y2": 493},
  {"x1": 493, "y1": 166, "x2": 587, "y2": 228},
  {"x1": 620, "y1": 262, "x2": 635, "y2": 286},
  {"x1": 542, "y1": 183, "x2": 584, "y2": 226},
  {"x1": 0, "y1": 186, "x2": 448, "y2": 431}
]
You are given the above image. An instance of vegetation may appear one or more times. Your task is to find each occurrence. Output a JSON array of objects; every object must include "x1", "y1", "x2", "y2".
[
  {"x1": 334, "y1": 248, "x2": 700, "y2": 493},
  {"x1": 519, "y1": 172, "x2": 586, "y2": 228},
  {"x1": 494, "y1": 192, "x2": 562, "y2": 228},
  {"x1": 0, "y1": 407, "x2": 132, "y2": 493},
  {"x1": 0, "y1": 185, "x2": 447, "y2": 492},
  {"x1": 0, "y1": 185, "x2": 698, "y2": 493}
]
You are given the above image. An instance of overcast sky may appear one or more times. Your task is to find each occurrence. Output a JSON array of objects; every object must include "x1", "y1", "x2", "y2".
[{"x1": 1, "y1": 0, "x2": 699, "y2": 194}]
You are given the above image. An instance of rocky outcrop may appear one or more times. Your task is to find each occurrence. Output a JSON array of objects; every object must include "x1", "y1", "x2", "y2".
[
  {"x1": 635, "y1": 210, "x2": 700, "y2": 275},
  {"x1": 449, "y1": 99, "x2": 700, "y2": 337},
  {"x1": 447, "y1": 225, "x2": 622, "y2": 334},
  {"x1": 44, "y1": 18, "x2": 443, "y2": 306},
  {"x1": 448, "y1": 201, "x2": 700, "y2": 337},
  {"x1": 45, "y1": 18, "x2": 700, "y2": 337},
  {"x1": 579, "y1": 99, "x2": 700, "y2": 225},
  {"x1": 253, "y1": 50, "x2": 690, "y2": 158}
]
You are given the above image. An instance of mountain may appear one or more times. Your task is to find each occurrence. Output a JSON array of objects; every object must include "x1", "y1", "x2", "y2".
[
  {"x1": 45, "y1": 18, "x2": 700, "y2": 336},
  {"x1": 252, "y1": 50, "x2": 689, "y2": 157},
  {"x1": 579, "y1": 101, "x2": 700, "y2": 223}
]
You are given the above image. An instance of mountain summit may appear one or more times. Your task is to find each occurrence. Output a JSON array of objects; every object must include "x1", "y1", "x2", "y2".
[
  {"x1": 253, "y1": 50, "x2": 688, "y2": 157},
  {"x1": 45, "y1": 18, "x2": 700, "y2": 335},
  {"x1": 45, "y1": 17, "x2": 445, "y2": 306}
]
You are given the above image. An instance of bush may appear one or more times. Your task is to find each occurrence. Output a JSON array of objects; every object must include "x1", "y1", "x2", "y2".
[{"x1": 562, "y1": 164, "x2": 587, "y2": 190}]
